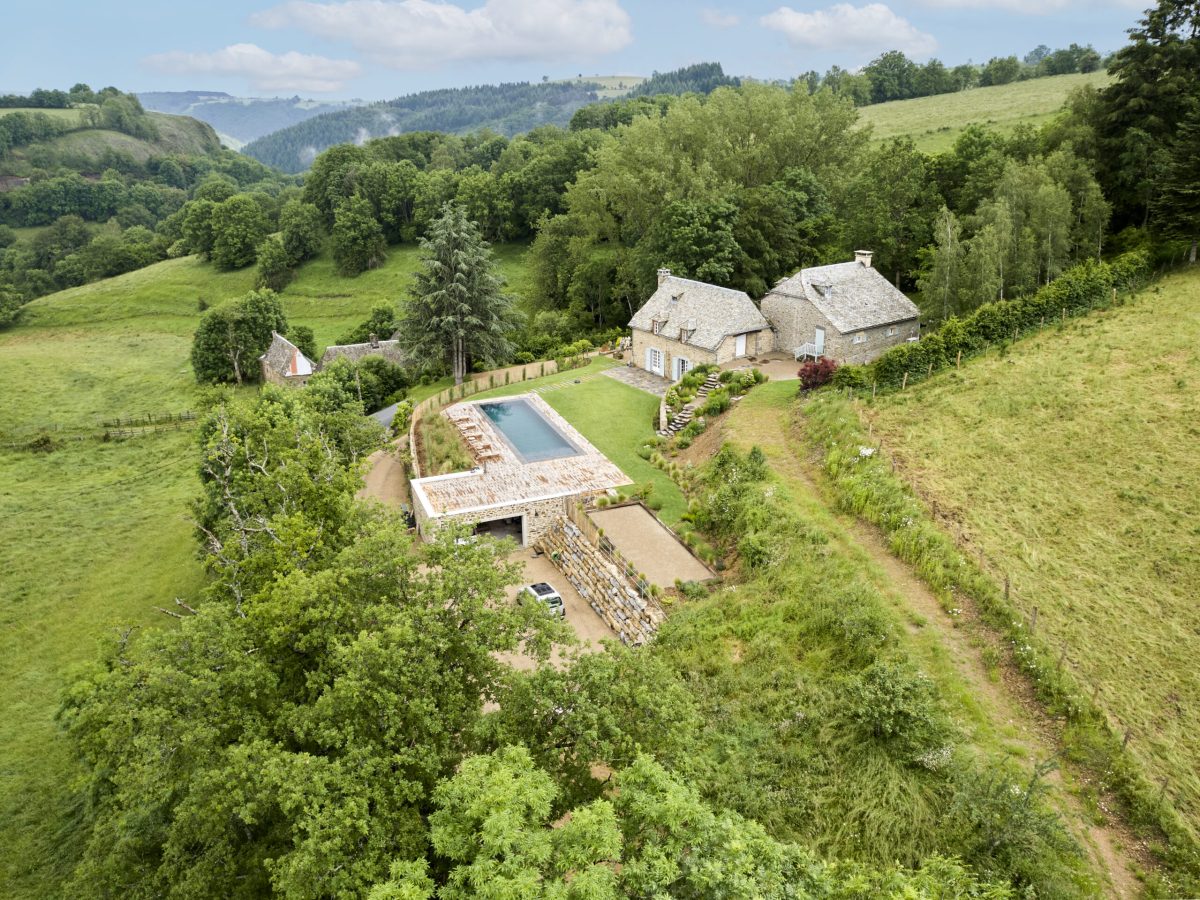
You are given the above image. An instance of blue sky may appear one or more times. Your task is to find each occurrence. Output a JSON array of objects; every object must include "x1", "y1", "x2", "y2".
[{"x1": 1, "y1": 0, "x2": 1145, "y2": 102}]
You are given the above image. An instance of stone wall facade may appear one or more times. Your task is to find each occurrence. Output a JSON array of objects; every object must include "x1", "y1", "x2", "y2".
[
  {"x1": 632, "y1": 327, "x2": 772, "y2": 378},
  {"x1": 413, "y1": 491, "x2": 567, "y2": 547},
  {"x1": 259, "y1": 364, "x2": 310, "y2": 388},
  {"x1": 538, "y1": 516, "x2": 665, "y2": 646},
  {"x1": 760, "y1": 294, "x2": 918, "y2": 365}
]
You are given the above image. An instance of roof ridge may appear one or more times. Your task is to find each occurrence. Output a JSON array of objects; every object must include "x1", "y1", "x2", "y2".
[{"x1": 664, "y1": 274, "x2": 749, "y2": 296}]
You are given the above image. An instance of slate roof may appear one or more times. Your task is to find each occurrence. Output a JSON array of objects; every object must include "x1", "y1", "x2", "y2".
[
  {"x1": 319, "y1": 339, "x2": 407, "y2": 369},
  {"x1": 768, "y1": 262, "x2": 920, "y2": 333},
  {"x1": 259, "y1": 331, "x2": 315, "y2": 379},
  {"x1": 628, "y1": 274, "x2": 768, "y2": 352}
]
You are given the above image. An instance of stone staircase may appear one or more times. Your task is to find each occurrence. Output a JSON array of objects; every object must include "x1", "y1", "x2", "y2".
[
  {"x1": 662, "y1": 372, "x2": 721, "y2": 436},
  {"x1": 537, "y1": 517, "x2": 665, "y2": 646}
]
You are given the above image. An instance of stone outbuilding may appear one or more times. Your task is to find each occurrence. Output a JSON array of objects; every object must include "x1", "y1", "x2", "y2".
[
  {"x1": 628, "y1": 270, "x2": 773, "y2": 380},
  {"x1": 319, "y1": 333, "x2": 407, "y2": 369},
  {"x1": 761, "y1": 251, "x2": 921, "y2": 365},
  {"x1": 259, "y1": 331, "x2": 316, "y2": 387}
]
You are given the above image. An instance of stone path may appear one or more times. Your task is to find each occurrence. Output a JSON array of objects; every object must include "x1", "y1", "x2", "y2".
[{"x1": 600, "y1": 365, "x2": 672, "y2": 397}]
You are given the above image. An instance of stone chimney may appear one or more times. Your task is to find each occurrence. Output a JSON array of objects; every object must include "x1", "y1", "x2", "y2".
[
  {"x1": 854, "y1": 250, "x2": 873, "y2": 268},
  {"x1": 369, "y1": 333, "x2": 380, "y2": 348},
  {"x1": 657, "y1": 267, "x2": 671, "y2": 286}
]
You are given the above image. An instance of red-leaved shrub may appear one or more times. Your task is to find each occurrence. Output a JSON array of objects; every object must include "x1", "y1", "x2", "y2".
[{"x1": 799, "y1": 356, "x2": 838, "y2": 391}]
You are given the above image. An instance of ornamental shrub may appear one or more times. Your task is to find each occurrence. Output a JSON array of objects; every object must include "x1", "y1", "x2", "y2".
[{"x1": 798, "y1": 356, "x2": 838, "y2": 391}]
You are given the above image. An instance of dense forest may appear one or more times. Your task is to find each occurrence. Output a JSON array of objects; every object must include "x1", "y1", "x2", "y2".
[
  {"x1": 242, "y1": 63, "x2": 747, "y2": 173},
  {"x1": 242, "y1": 81, "x2": 608, "y2": 173}
]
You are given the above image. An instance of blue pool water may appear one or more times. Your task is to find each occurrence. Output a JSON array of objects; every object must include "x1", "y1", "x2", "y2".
[{"x1": 479, "y1": 399, "x2": 578, "y2": 462}]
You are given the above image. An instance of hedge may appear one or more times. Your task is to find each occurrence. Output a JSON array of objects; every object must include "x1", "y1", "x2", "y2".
[{"x1": 833, "y1": 251, "x2": 1152, "y2": 391}]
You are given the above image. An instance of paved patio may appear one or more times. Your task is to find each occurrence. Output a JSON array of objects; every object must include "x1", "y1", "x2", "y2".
[
  {"x1": 722, "y1": 351, "x2": 799, "y2": 382},
  {"x1": 601, "y1": 364, "x2": 672, "y2": 397}
]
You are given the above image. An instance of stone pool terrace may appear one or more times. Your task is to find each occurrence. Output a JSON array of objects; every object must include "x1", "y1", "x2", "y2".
[{"x1": 412, "y1": 393, "x2": 627, "y2": 517}]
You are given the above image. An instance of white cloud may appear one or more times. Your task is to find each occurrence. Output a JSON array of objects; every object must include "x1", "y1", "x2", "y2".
[
  {"x1": 917, "y1": 0, "x2": 1070, "y2": 12},
  {"x1": 761, "y1": 3, "x2": 937, "y2": 57},
  {"x1": 144, "y1": 43, "x2": 361, "y2": 92},
  {"x1": 252, "y1": 0, "x2": 633, "y2": 67},
  {"x1": 700, "y1": 8, "x2": 741, "y2": 28}
]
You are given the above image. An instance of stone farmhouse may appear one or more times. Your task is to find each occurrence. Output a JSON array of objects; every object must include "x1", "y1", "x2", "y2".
[
  {"x1": 629, "y1": 270, "x2": 773, "y2": 380},
  {"x1": 762, "y1": 251, "x2": 921, "y2": 365},
  {"x1": 628, "y1": 252, "x2": 920, "y2": 376},
  {"x1": 259, "y1": 332, "x2": 407, "y2": 387},
  {"x1": 259, "y1": 332, "x2": 315, "y2": 387},
  {"x1": 320, "y1": 333, "x2": 407, "y2": 369}
]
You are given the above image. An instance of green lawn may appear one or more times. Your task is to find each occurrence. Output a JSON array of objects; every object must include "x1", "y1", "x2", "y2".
[
  {"x1": 858, "y1": 72, "x2": 1111, "y2": 153},
  {"x1": 0, "y1": 241, "x2": 533, "y2": 897},
  {"x1": 0, "y1": 107, "x2": 88, "y2": 125},
  {"x1": 470, "y1": 359, "x2": 688, "y2": 523},
  {"x1": 868, "y1": 268, "x2": 1200, "y2": 843}
]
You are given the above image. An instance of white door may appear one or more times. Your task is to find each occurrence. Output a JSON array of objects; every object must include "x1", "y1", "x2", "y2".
[
  {"x1": 647, "y1": 347, "x2": 664, "y2": 376},
  {"x1": 814, "y1": 327, "x2": 825, "y2": 355},
  {"x1": 674, "y1": 356, "x2": 691, "y2": 380},
  {"x1": 735, "y1": 333, "x2": 747, "y2": 357}
]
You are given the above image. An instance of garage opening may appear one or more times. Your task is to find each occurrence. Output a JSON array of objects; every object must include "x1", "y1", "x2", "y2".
[{"x1": 473, "y1": 515, "x2": 524, "y2": 543}]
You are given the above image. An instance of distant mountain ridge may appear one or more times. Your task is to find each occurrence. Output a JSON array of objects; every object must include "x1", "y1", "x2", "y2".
[
  {"x1": 240, "y1": 63, "x2": 743, "y2": 174},
  {"x1": 241, "y1": 80, "x2": 608, "y2": 173},
  {"x1": 138, "y1": 91, "x2": 357, "y2": 149}
]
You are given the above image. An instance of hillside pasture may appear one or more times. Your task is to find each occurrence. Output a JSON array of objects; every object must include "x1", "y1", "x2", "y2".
[
  {"x1": 0, "y1": 242, "x2": 532, "y2": 897},
  {"x1": 867, "y1": 268, "x2": 1200, "y2": 841},
  {"x1": 0, "y1": 107, "x2": 89, "y2": 125},
  {"x1": 858, "y1": 72, "x2": 1111, "y2": 152}
]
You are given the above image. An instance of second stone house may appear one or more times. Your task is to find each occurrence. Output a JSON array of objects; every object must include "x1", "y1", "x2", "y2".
[{"x1": 761, "y1": 251, "x2": 921, "y2": 365}]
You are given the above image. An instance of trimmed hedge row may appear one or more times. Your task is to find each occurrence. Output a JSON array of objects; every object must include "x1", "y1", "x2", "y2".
[{"x1": 834, "y1": 251, "x2": 1152, "y2": 391}]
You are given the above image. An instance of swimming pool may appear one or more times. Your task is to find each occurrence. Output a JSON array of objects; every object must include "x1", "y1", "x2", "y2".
[{"x1": 479, "y1": 398, "x2": 579, "y2": 462}]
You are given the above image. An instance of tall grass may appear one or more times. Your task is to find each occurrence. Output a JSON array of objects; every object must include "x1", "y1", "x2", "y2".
[
  {"x1": 801, "y1": 386, "x2": 1200, "y2": 896},
  {"x1": 650, "y1": 444, "x2": 1097, "y2": 896}
]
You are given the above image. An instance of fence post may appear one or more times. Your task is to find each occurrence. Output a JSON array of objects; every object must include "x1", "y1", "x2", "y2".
[
  {"x1": 1029, "y1": 605, "x2": 1038, "y2": 635},
  {"x1": 956, "y1": 350, "x2": 961, "y2": 368},
  {"x1": 901, "y1": 372, "x2": 908, "y2": 390}
]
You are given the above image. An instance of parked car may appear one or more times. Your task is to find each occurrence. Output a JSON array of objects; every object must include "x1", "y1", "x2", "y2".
[{"x1": 521, "y1": 582, "x2": 565, "y2": 617}]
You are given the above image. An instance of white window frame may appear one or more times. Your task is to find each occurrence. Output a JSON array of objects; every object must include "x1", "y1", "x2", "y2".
[
  {"x1": 853, "y1": 332, "x2": 867, "y2": 345},
  {"x1": 887, "y1": 325, "x2": 898, "y2": 337},
  {"x1": 652, "y1": 320, "x2": 663, "y2": 336},
  {"x1": 649, "y1": 347, "x2": 663, "y2": 375}
]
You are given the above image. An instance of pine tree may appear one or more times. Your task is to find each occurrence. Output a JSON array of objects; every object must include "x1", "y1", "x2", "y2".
[{"x1": 401, "y1": 203, "x2": 517, "y2": 384}]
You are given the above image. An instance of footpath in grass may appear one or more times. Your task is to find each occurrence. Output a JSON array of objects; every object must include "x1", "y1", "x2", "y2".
[
  {"x1": 708, "y1": 380, "x2": 1134, "y2": 893},
  {"x1": 470, "y1": 359, "x2": 687, "y2": 524},
  {"x1": 867, "y1": 268, "x2": 1200, "y2": 845}
]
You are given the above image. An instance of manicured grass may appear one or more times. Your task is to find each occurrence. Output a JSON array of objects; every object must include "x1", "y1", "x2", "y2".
[
  {"x1": 0, "y1": 241, "x2": 534, "y2": 897},
  {"x1": 867, "y1": 268, "x2": 1200, "y2": 842},
  {"x1": 470, "y1": 359, "x2": 688, "y2": 523},
  {"x1": 858, "y1": 72, "x2": 1110, "y2": 153}
]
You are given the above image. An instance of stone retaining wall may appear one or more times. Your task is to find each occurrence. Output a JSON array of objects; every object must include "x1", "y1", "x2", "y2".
[{"x1": 538, "y1": 516, "x2": 665, "y2": 646}]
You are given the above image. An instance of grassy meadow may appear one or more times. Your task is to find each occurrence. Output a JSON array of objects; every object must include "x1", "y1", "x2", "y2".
[
  {"x1": 858, "y1": 71, "x2": 1111, "y2": 152},
  {"x1": 866, "y1": 267, "x2": 1200, "y2": 841},
  {"x1": 0, "y1": 241, "x2": 532, "y2": 897}
]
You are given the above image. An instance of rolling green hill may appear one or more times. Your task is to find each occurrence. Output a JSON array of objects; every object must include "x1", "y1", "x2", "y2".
[
  {"x1": 0, "y1": 108, "x2": 221, "y2": 175},
  {"x1": 858, "y1": 71, "x2": 1110, "y2": 152},
  {"x1": 0, "y1": 243, "x2": 531, "y2": 897},
  {"x1": 867, "y1": 267, "x2": 1200, "y2": 845}
]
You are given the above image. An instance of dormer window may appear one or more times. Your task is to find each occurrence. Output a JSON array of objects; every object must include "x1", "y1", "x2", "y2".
[{"x1": 652, "y1": 320, "x2": 663, "y2": 335}]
